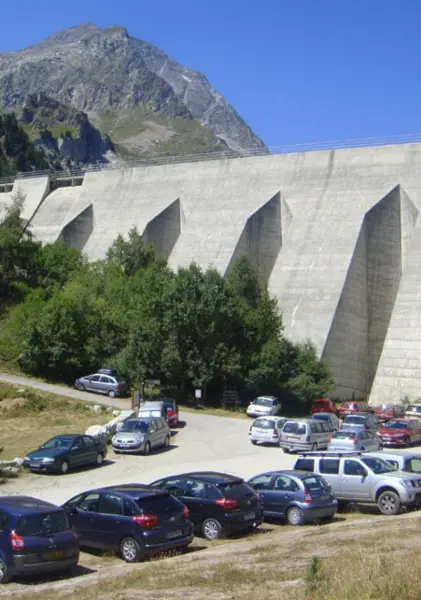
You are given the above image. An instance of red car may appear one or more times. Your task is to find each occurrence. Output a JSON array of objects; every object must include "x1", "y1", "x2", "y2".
[
  {"x1": 377, "y1": 418, "x2": 421, "y2": 447},
  {"x1": 375, "y1": 403, "x2": 405, "y2": 423},
  {"x1": 310, "y1": 398, "x2": 337, "y2": 415},
  {"x1": 159, "y1": 397, "x2": 179, "y2": 427},
  {"x1": 337, "y1": 401, "x2": 375, "y2": 419}
]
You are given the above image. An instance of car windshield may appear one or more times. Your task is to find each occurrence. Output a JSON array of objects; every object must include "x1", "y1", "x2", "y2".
[
  {"x1": 343, "y1": 416, "x2": 365, "y2": 424},
  {"x1": 120, "y1": 420, "x2": 149, "y2": 433},
  {"x1": 253, "y1": 419, "x2": 275, "y2": 430},
  {"x1": 283, "y1": 422, "x2": 307, "y2": 435},
  {"x1": 313, "y1": 414, "x2": 329, "y2": 421},
  {"x1": 361, "y1": 457, "x2": 395, "y2": 474},
  {"x1": 383, "y1": 421, "x2": 408, "y2": 429},
  {"x1": 16, "y1": 511, "x2": 70, "y2": 536},
  {"x1": 41, "y1": 436, "x2": 74, "y2": 449},
  {"x1": 253, "y1": 398, "x2": 274, "y2": 407}
]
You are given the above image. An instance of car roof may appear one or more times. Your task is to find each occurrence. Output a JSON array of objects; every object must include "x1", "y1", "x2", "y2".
[
  {"x1": 48, "y1": 434, "x2": 81, "y2": 439},
  {"x1": 85, "y1": 484, "x2": 169, "y2": 498},
  {"x1": 249, "y1": 470, "x2": 316, "y2": 480},
  {"x1": 254, "y1": 415, "x2": 285, "y2": 420},
  {"x1": 255, "y1": 396, "x2": 277, "y2": 400},
  {"x1": 163, "y1": 472, "x2": 244, "y2": 484},
  {"x1": 0, "y1": 496, "x2": 62, "y2": 514},
  {"x1": 365, "y1": 450, "x2": 421, "y2": 457},
  {"x1": 140, "y1": 401, "x2": 165, "y2": 408}
]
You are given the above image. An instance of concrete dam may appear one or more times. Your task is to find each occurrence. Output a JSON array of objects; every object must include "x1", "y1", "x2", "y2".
[{"x1": 2, "y1": 141, "x2": 421, "y2": 405}]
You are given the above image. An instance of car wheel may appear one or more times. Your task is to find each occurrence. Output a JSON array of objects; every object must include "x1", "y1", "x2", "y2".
[
  {"x1": 164, "y1": 436, "x2": 170, "y2": 448},
  {"x1": 120, "y1": 537, "x2": 142, "y2": 563},
  {"x1": 76, "y1": 383, "x2": 85, "y2": 391},
  {"x1": 60, "y1": 460, "x2": 69, "y2": 475},
  {"x1": 283, "y1": 448, "x2": 290, "y2": 453},
  {"x1": 377, "y1": 490, "x2": 401, "y2": 515},
  {"x1": 108, "y1": 390, "x2": 116, "y2": 398},
  {"x1": 251, "y1": 440, "x2": 257, "y2": 445},
  {"x1": 96, "y1": 453, "x2": 104, "y2": 466},
  {"x1": 0, "y1": 558, "x2": 10, "y2": 584},
  {"x1": 286, "y1": 506, "x2": 305, "y2": 526},
  {"x1": 202, "y1": 518, "x2": 222, "y2": 540},
  {"x1": 143, "y1": 442, "x2": 151, "y2": 455}
]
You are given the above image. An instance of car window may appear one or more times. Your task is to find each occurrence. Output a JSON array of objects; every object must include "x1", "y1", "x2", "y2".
[
  {"x1": 303, "y1": 476, "x2": 329, "y2": 492},
  {"x1": 283, "y1": 422, "x2": 307, "y2": 435},
  {"x1": 344, "y1": 460, "x2": 367, "y2": 476},
  {"x1": 155, "y1": 419, "x2": 163, "y2": 430},
  {"x1": 181, "y1": 479, "x2": 206, "y2": 498},
  {"x1": 385, "y1": 459, "x2": 399, "y2": 470},
  {"x1": 361, "y1": 457, "x2": 395, "y2": 473},
  {"x1": 41, "y1": 436, "x2": 74, "y2": 449},
  {"x1": 249, "y1": 474, "x2": 274, "y2": 490},
  {"x1": 320, "y1": 459, "x2": 340, "y2": 475},
  {"x1": 0, "y1": 510, "x2": 8, "y2": 533},
  {"x1": 83, "y1": 436, "x2": 96, "y2": 447},
  {"x1": 253, "y1": 418, "x2": 275, "y2": 430},
  {"x1": 332, "y1": 431, "x2": 355, "y2": 440},
  {"x1": 252, "y1": 398, "x2": 275, "y2": 407},
  {"x1": 123, "y1": 498, "x2": 139, "y2": 516},
  {"x1": 273, "y1": 475, "x2": 299, "y2": 492},
  {"x1": 71, "y1": 437, "x2": 84, "y2": 449},
  {"x1": 91, "y1": 375, "x2": 101, "y2": 382},
  {"x1": 310, "y1": 422, "x2": 321, "y2": 433},
  {"x1": 217, "y1": 481, "x2": 254, "y2": 498},
  {"x1": 406, "y1": 458, "x2": 421, "y2": 473},
  {"x1": 78, "y1": 492, "x2": 101, "y2": 512},
  {"x1": 99, "y1": 376, "x2": 111, "y2": 383},
  {"x1": 295, "y1": 458, "x2": 314, "y2": 471},
  {"x1": 16, "y1": 511, "x2": 70, "y2": 535},
  {"x1": 159, "y1": 478, "x2": 184, "y2": 496},
  {"x1": 343, "y1": 416, "x2": 365, "y2": 424},
  {"x1": 98, "y1": 493, "x2": 124, "y2": 515},
  {"x1": 204, "y1": 484, "x2": 223, "y2": 499}
]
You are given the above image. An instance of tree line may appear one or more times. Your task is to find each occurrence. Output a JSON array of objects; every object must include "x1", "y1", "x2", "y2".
[{"x1": 0, "y1": 197, "x2": 333, "y2": 406}]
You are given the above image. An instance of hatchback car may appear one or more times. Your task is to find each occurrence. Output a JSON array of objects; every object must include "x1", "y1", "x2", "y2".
[
  {"x1": 74, "y1": 370, "x2": 129, "y2": 398},
  {"x1": 310, "y1": 398, "x2": 337, "y2": 415},
  {"x1": 340, "y1": 413, "x2": 380, "y2": 432},
  {"x1": 150, "y1": 472, "x2": 262, "y2": 540},
  {"x1": 112, "y1": 418, "x2": 171, "y2": 455},
  {"x1": 247, "y1": 470, "x2": 337, "y2": 525},
  {"x1": 279, "y1": 419, "x2": 330, "y2": 453},
  {"x1": 375, "y1": 404, "x2": 405, "y2": 422},
  {"x1": 62, "y1": 485, "x2": 193, "y2": 562},
  {"x1": 246, "y1": 396, "x2": 282, "y2": 418},
  {"x1": 0, "y1": 496, "x2": 78, "y2": 584},
  {"x1": 22, "y1": 434, "x2": 107, "y2": 475},
  {"x1": 310, "y1": 412, "x2": 340, "y2": 431},
  {"x1": 328, "y1": 429, "x2": 382, "y2": 452},
  {"x1": 376, "y1": 418, "x2": 421, "y2": 447},
  {"x1": 337, "y1": 401, "x2": 374, "y2": 418},
  {"x1": 248, "y1": 416, "x2": 287, "y2": 445}
]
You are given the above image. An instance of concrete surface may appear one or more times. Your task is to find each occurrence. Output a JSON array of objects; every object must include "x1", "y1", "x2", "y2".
[{"x1": 3, "y1": 143, "x2": 421, "y2": 402}]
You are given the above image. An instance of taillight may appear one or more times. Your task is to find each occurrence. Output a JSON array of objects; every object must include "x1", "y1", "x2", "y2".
[
  {"x1": 353, "y1": 435, "x2": 358, "y2": 444},
  {"x1": 132, "y1": 514, "x2": 159, "y2": 528},
  {"x1": 306, "y1": 436, "x2": 311, "y2": 442},
  {"x1": 182, "y1": 506, "x2": 190, "y2": 519},
  {"x1": 10, "y1": 531, "x2": 24, "y2": 551},
  {"x1": 215, "y1": 498, "x2": 238, "y2": 510},
  {"x1": 328, "y1": 436, "x2": 332, "y2": 443},
  {"x1": 273, "y1": 429, "x2": 279, "y2": 436},
  {"x1": 304, "y1": 489, "x2": 312, "y2": 504}
]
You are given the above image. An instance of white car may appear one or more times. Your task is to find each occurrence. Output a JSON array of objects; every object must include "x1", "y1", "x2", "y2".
[
  {"x1": 404, "y1": 404, "x2": 421, "y2": 418},
  {"x1": 248, "y1": 416, "x2": 287, "y2": 445},
  {"x1": 246, "y1": 396, "x2": 282, "y2": 418}
]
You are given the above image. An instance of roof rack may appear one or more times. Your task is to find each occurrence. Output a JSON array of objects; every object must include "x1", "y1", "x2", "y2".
[{"x1": 299, "y1": 451, "x2": 363, "y2": 457}]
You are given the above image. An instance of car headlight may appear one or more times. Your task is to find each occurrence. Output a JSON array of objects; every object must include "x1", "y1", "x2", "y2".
[
  {"x1": 137, "y1": 436, "x2": 145, "y2": 443},
  {"x1": 41, "y1": 457, "x2": 55, "y2": 463}
]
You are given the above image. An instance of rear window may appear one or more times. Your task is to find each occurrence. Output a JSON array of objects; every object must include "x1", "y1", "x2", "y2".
[
  {"x1": 332, "y1": 431, "x2": 355, "y2": 439},
  {"x1": 343, "y1": 416, "x2": 365, "y2": 424},
  {"x1": 253, "y1": 419, "x2": 275, "y2": 430},
  {"x1": 16, "y1": 511, "x2": 70, "y2": 536},
  {"x1": 312, "y1": 414, "x2": 329, "y2": 421},
  {"x1": 406, "y1": 458, "x2": 421, "y2": 473},
  {"x1": 295, "y1": 458, "x2": 315, "y2": 471},
  {"x1": 283, "y1": 422, "x2": 307, "y2": 435},
  {"x1": 217, "y1": 482, "x2": 254, "y2": 498},
  {"x1": 135, "y1": 494, "x2": 183, "y2": 515},
  {"x1": 303, "y1": 476, "x2": 329, "y2": 492}
]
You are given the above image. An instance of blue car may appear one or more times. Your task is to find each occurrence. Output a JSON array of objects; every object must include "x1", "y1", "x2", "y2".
[
  {"x1": 247, "y1": 470, "x2": 337, "y2": 526},
  {"x1": 0, "y1": 496, "x2": 79, "y2": 584},
  {"x1": 62, "y1": 484, "x2": 194, "y2": 562}
]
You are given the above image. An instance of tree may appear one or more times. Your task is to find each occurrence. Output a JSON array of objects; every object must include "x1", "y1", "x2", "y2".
[
  {"x1": 33, "y1": 242, "x2": 86, "y2": 295},
  {"x1": 287, "y1": 341, "x2": 334, "y2": 404},
  {"x1": 106, "y1": 228, "x2": 156, "y2": 277}
]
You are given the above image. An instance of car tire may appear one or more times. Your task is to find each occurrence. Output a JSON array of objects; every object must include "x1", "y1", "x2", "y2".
[
  {"x1": 164, "y1": 436, "x2": 170, "y2": 449},
  {"x1": 108, "y1": 390, "x2": 116, "y2": 398},
  {"x1": 96, "y1": 453, "x2": 104, "y2": 466},
  {"x1": 377, "y1": 490, "x2": 401, "y2": 515},
  {"x1": 202, "y1": 518, "x2": 222, "y2": 540},
  {"x1": 76, "y1": 383, "x2": 85, "y2": 391},
  {"x1": 143, "y1": 442, "x2": 151, "y2": 455},
  {"x1": 60, "y1": 460, "x2": 69, "y2": 475},
  {"x1": 120, "y1": 537, "x2": 142, "y2": 563},
  {"x1": 283, "y1": 448, "x2": 290, "y2": 453},
  {"x1": 0, "y1": 558, "x2": 11, "y2": 584},
  {"x1": 251, "y1": 440, "x2": 257, "y2": 445},
  {"x1": 286, "y1": 506, "x2": 305, "y2": 526}
]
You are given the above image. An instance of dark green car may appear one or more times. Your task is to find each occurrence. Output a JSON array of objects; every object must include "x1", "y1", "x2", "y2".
[{"x1": 22, "y1": 434, "x2": 107, "y2": 475}]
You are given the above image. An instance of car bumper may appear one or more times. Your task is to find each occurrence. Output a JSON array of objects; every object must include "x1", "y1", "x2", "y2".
[
  {"x1": 144, "y1": 532, "x2": 194, "y2": 553},
  {"x1": 279, "y1": 441, "x2": 314, "y2": 452},
  {"x1": 301, "y1": 503, "x2": 338, "y2": 521},
  {"x1": 112, "y1": 443, "x2": 144, "y2": 453},
  {"x1": 222, "y1": 509, "x2": 264, "y2": 535},
  {"x1": 11, "y1": 554, "x2": 78, "y2": 577},
  {"x1": 379, "y1": 439, "x2": 409, "y2": 446},
  {"x1": 22, "y1": 461, "x2": 58, "y2": 472},
  {"x1": 249, "y1": 432, "x2": 279, "y2": 444}
]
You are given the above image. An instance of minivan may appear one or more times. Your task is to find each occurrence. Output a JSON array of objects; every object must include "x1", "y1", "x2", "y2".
[{"x1": 279, "y1": 419, "x2": 330, "y2": 453}]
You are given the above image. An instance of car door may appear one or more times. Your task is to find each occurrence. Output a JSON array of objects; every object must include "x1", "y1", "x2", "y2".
[
  {"x1": 70, "y1": 492, "x2": 103, "y2": 546},
  {"x1": 341, "y1": 459, "x2": 370, "y2": 500},
  {"x1": 93, "y1": 492, "x2": 126, "y2": 550},
  {"x1": 87, "y1": 375, "x2": 101, "y2": 393},
  {"x1": 82, "y1": 436, "x2": 99, "y2": 465},
  {"x1": 248, "y1": 474, "x2": 275, "y2": 514},
  {"x1": 148, "y1": 419, "x2": 160, "y2": 448},
  {"x1": 266, "y1": 474, "x2": 300, "y2": 516},
  {"x1": 319, "y1": 458, "x2": 341, "y2": 496},
  {"x1": 362, "y1": 431, "x2": 377, "y2": 451},
  {"x1": 69, "y1": 436, "x2": 89, "y2": 467}
]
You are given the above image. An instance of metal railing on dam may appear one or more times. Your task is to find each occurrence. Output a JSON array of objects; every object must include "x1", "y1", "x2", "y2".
[{"x1": 1, "y1": 132, "x2": 421, "y2": 186}]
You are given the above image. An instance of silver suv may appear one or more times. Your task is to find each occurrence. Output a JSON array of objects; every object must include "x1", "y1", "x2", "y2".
[{"x1": 294, "y1": 451, "x2": 421, "y2": 515}]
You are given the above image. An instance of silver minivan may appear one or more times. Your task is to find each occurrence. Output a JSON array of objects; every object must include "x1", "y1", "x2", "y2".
[
  {"x1": 279, "y1": 419, "x2": 330, "y2": 453},
  {"x1": 112, "y1": 417, "x2": 171, "y2": 454}
]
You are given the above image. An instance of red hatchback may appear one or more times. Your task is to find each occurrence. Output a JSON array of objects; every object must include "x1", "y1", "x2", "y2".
[
  {"x1": 310, "y1": 398, "x2": 337, "y2": 415},
  {"x1": 337, "y1": 401, "x2": 375, "y2": 419},
  {"x1": 377, "y1": 418, "x2": 421, "y2": 447},
  {"x1": 375, "y1": 403, "x2": 405, "y2": 423}
]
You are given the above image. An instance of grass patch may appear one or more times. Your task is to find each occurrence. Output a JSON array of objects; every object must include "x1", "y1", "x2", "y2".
[{"x1": 0, "y1": 383, "x2": 110, "y2": 460}]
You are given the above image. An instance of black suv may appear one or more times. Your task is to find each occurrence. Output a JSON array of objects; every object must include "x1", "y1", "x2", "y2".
[
  {"x1": 62, "y1": 484, "x2": 194, "y2": 562},
  {"x1": 150, "y1": 472, "x2": 262, "y2": 540}
]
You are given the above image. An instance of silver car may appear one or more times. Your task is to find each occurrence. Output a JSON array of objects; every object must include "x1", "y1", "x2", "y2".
[
  {"x1": 246, "y1": 396, "x2": 282, "y2": 418},
  {"x1": 75, "y1": 369, "x2": 129, "y2": 398},
  {"x1": 341, "y1": 413, "x2": 380, "y2": 433},
  {"x1": 248, "y1": 416, "x2": 288, "y2": 445},
  {"x1": 279, "y1": 419, "x2": 330, "y2": 453},
  {"x1": 112, "y1": 418, "x2": 171, "y2": 455},
  {"x1": 310, "y1": 412, "x2": 340, "y2": 431},
  {"x1": 328, "y1": 430, "x2": 382, "y2": 452}
]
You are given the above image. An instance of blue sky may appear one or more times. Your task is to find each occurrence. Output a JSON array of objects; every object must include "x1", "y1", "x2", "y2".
[{"x1": 1, "y1": 0, "x2": 420, "y2": 148}]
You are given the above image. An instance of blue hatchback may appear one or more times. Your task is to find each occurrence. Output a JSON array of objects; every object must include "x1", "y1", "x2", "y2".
[
  {"x1": 62, "y1": 484, "x2": 194, "y2": 562},
  {"x1": 0, "y1": 496, "x2": 79, "y2": 584}
]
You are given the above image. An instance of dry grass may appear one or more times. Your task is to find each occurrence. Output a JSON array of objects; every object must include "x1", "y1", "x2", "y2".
[{"x1": 0, "y1": 383, "x2": 110, "y2": 460}]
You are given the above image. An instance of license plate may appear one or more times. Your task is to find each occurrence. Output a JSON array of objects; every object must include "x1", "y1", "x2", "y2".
[
  {"x1": 286, "y1": 436, "x2": 299, "y2": 440},
  {"x1": 43, "y1": 551, "x2": 65, "y2": 560},
  {"x1": 29, "y1": 463, "x2": 40, "y2": 468},
  {"x1": 244, "y1": 512, "x2": 255, "y2": 521},
  {"x1": 167, "y1": 529, "x2": 182, "y2": 540}
]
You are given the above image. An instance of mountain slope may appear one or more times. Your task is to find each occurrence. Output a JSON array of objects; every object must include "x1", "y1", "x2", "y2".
[{"x1": 0, "y1": 23, "x2": 267, "y2": 158}]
